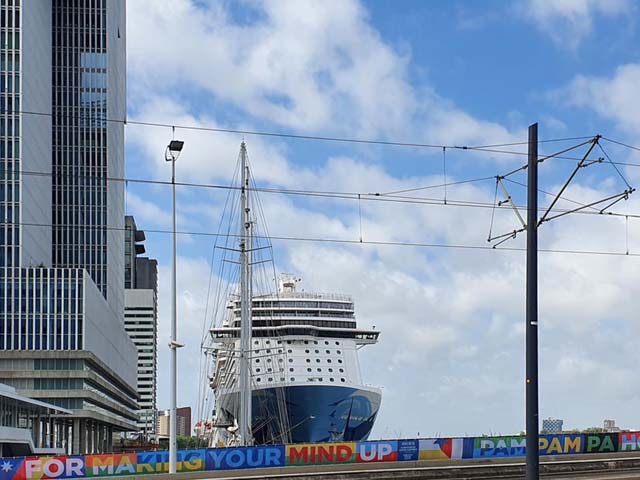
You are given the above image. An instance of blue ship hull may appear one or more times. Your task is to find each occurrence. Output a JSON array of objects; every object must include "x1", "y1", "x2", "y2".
[{"x1": 228, "y1": 385, "x2": 381, "y2": 444}]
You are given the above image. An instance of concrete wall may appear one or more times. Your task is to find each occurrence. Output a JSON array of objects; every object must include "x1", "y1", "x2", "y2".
[
  {"x1": 105, "y1": 0, "x2": 126, "y2": 324},
  {"x1": 83, "y1": 271, "x2": 137, "y2": 389},
  {"x1": 125, "y1": 289, "x2": 155, "y2": 310}
]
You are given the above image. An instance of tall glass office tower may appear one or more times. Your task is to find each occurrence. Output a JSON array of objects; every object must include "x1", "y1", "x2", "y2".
[{"x1": 0, "y1": 0, "x2": 137, "y2": 454}]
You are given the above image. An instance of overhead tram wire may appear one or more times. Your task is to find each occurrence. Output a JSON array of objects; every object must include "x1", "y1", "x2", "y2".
[
  {"x1": 464, "y1": 135, "x2": 595, "y2": 149},
  {"x1": 603, "y1": 137, "x2": 640, "y2": 153},
  {"x1": 502, "y1": 177, "x2": 602, "y2": 213},
  {"x1": 22, "y1": 108, "x2": 640, "y2": 170},
  {"x1": 10, "y1": 166, "x2": 640, "y2": 219},
  {"x1": 4, "y1": 218, "x2": 640, "y2": 258},
  {"x1": 376, "y1": 175, "x2": 496, "y2": 196},
  {"x1": 597, "y1": 141, "x2": 633, "y2": 190},
  {"x1": 20, "y1": 108, "x2": 596, "y2": 153}
]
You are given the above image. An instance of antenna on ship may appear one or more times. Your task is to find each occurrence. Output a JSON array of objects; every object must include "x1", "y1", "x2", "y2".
[{"x1": 238, "y1": 141, "x2": 253, "y2": 446}]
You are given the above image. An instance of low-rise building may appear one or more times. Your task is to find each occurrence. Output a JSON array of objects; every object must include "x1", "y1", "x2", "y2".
[
  {"x1": 157, "y1": 407, "x2": 192, "y2": 438},
  {"x1": 604, "y1": 419, "x2": 621, "y2": 432},
  {"x1": 542, "y1": 417, "x2": 564, "y2": 433},
  {"x1": 0, "y1": 382, "x2": 71, "y2": 456}
]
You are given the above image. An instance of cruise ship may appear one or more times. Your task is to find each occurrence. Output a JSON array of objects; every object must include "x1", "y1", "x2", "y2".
[
  {"x1": 208, "y1": 275, "x2": 381, "y2": 445},
  {"x1": 200, "y1": 142, "x2": 381, "y2": 446}
]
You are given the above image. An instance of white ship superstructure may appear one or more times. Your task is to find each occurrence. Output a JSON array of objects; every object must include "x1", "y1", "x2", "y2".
[{"x1": 209, "y1": 275, "x2": 381, "y2": 445}]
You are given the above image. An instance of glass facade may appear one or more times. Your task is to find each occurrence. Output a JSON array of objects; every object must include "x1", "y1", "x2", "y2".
[
  {"x1": 124, "y1": 217, "x2": 133, "y2": 288},
  {"x1": 52, "y1": 0, "x2": 109, "y2": 298},
  {"x1": 0, "y1": 1, "x2": 21, "y2": 269},
  {"x1": 0, "y1": 267, "x2": 84, "y2": 350},
  {"x1": 0, "y1": 0, "x2": 137, "y2": 453}
]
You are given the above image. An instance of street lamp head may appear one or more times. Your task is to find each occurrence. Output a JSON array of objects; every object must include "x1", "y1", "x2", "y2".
[{"x1": 166, "y1": 140, "x2": 185, "y2": 161}]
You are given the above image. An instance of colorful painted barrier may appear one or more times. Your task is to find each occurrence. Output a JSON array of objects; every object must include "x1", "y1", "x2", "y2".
[{"x1": 0, "y1": 433, "x2": 637, "y2": 479}]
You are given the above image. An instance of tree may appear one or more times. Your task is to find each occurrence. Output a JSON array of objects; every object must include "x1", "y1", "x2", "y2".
[{"x1": 177, "y1": 436, "x2": 208, "y2": 449}]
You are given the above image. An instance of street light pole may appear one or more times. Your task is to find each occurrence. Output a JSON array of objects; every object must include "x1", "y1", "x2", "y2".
[{"x1": 166, "y1": 139, "x2": 184, "y2": 474}]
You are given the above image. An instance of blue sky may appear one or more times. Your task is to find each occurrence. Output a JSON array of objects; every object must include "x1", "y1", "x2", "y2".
[{"x1": 123, "y1": 0, "x2": 640, "y2": 438}]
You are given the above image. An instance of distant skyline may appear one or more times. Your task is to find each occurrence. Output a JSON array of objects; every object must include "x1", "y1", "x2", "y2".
[{"x1": 123, "y1": 0, "x2": 640, "y2": 438}]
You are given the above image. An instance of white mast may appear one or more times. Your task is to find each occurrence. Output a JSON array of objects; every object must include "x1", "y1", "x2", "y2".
[{"x1": 238, "y1": 142, "x2": 253, "y2": 446}]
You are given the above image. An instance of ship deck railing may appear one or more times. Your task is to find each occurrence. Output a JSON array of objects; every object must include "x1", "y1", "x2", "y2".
[{"x1": 253, "y1": 291, "x2": 353, "y2": 302}]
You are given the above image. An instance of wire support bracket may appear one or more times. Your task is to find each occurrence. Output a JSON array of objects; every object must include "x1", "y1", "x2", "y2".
[
  {"x1": 539, "y1": 189, "x2": 633, "y2": 225},
  {"x1": 486, "y1": 134, "x2": 636, "y2": 249},
  {"x1": 537, "y1": 135, "x2": 601, "y2": 226},
  {"x1": 487, "y1": 177, "x2": 527, "y2": 246}
]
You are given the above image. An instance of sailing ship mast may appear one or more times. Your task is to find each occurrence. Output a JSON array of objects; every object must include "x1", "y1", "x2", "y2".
[{"x1": 238, "y1": 141, "x2": 253, "y2": 446}]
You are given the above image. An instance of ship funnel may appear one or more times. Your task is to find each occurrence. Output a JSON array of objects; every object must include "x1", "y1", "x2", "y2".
[{"x1": 279, "y1": 273, "x2": 301, "y2": 293}]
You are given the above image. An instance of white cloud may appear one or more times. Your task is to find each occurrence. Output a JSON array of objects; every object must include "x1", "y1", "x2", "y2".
[
  {"x1": 129, "y1": 0, "x2": 640, "y2": 438},
  {"x1": 127, "y1": 0, "x2": 413, "y2": 138},
  {"x1": 156, "y1": 256, "x2": 214, "y2": 426},
  {"x1": 127, "y1": 96, "x2": 293, "y2": 186},
  {"x1": 127, "y1": 0, "x2": 523, "y2": 148},
  {"x1": 520, "y1": 0, "x2": 631, "y2": 50},
  {"x1": 561, "y1": 63, "x2": 640, "y2": 133},
  {"x1": 151, "y1": 162, "x2": 640, "y2": 436},
  {"x1": 126, "y1": 191, "x2": 173, "y2": 227}
]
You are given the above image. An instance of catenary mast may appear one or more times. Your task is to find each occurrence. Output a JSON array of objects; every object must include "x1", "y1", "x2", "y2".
[{"x1": 238, "y1": 142, "x2": 253, "y2": 445}]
